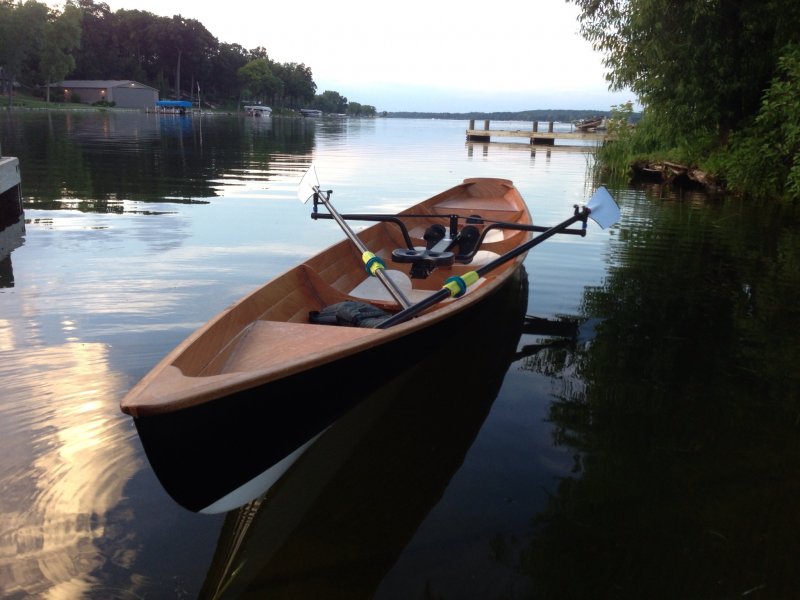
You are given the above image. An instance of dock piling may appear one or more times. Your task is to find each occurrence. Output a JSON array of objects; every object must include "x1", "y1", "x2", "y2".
[{"x1": 465, "y1": 120, "x2": 607, "y2": 146}]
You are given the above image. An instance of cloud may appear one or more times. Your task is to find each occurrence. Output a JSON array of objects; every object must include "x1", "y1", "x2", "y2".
[{"x1": 99, "y1": 0, "x2": 636, "y2": 112}]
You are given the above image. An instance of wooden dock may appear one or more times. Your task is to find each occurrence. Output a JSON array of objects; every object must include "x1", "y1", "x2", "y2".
[
  {"x1": 465, "y1": 119, "x2": 608, "y2": 146},
  {"x1": 1, "y1": 154, "x2": 25, "y2": 263}
]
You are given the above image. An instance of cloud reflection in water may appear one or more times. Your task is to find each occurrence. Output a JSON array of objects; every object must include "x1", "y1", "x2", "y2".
[{"x1": 0, "y1": 341, "x2": 141, "y2": 598}]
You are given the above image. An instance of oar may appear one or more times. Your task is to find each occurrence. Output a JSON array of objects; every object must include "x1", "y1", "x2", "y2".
[
  {"x1": 298, "y1": 165, "x2": 412, "y2": 309},
  {"x1": 376, "y1": 187, "x2": 620, "y2": 329}
]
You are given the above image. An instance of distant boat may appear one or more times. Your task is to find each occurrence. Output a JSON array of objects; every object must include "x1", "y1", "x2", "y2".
[
  {"x1": 300, "y1": 108, "x2": 322, "y2": 118},
  {"x1": 574, "y1": 116, "x2": 604, "y2": 132},
  {"x1": 155, "y1": 100, "x2": 193, "y2": 114},
  {"x1": 244, "y1": 105, "x2": 272, "y2": 117}
]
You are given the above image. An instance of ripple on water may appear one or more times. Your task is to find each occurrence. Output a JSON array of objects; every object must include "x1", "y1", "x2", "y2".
[{"x1": 0, "y1": 341, "x2": 142, "y2": 598}]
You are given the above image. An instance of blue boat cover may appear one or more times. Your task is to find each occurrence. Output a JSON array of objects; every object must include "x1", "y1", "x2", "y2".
[{"x1": 156, "y1": 100, "x2": 192, "y2": 108}]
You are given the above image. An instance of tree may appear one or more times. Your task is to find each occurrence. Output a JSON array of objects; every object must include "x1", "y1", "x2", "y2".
[
  {"x1": 347, "y1": 101, "x2": 377, "y2": 117},
  {"x1": 72, "y1": 0, "x2": 115, "y2": 80},
  {"x1": 570, "y1": 0, "x2": 800, "y2": 140},
  {"x1": 208, "y1": 42, "x2": 249, "y2": 100},
  {"x1": 0, "y1": 0, "x2": 48, "y2": 104},
  {"x1": 168, "y1": 16, "x2": 216, "y2": 99},
  {"x1": 313, "y1": 90, "x2": 347, "y2": 114},
  {"x1": 40, "y1": 2, "x2": 82, "y2": 102},
  {"x1": 114, "y1": 9, "x2": 161, "y2": 84},
  {"x1": 237, "y1": 58, "x2": 282, "y2": 105},
  {"x1": 723, "y1": 44, "x2": 800, "y2": 200},
  {"x1": 272, "y1": 61, "x2": 315, "y2": 109},
  {"x1": 571, "y1": 0, "x2": 800, "y2": 199}
]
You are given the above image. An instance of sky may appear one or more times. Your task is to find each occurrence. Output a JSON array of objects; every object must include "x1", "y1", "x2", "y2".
[{"x1": 89, "y1": 0, "x2": 637, "y2": 113}]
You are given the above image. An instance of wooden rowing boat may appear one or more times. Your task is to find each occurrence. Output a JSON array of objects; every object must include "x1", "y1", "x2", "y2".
[
  {"x1": 120, "y1": 168, "x2": 618, "y2": 512},
  {"x1": 122, "y1": 176, "x2": 534, "y2": 418}
]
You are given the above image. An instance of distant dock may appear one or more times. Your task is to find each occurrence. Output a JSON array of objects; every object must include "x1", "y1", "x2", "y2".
[{"x1": 465, "y1": 120, "x2": 608, "y2": 146}]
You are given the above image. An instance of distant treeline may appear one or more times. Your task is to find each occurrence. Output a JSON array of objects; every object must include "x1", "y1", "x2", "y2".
[
  {"x1": 0, "y1": 0, "x2": 376, "y2": 115},
  {"x1": 383, "y1": 109, "x2": 636, "y2": 122}
]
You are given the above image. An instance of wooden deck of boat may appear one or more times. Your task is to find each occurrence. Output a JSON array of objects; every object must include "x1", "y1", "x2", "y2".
[{"x1": 221, "y1": 320, "x2": 378, "y2": 374}]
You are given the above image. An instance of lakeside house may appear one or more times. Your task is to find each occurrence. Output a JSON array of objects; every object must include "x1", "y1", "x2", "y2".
[{"x1": 51, "y1": 80, "x2": 158, "y2": 109}]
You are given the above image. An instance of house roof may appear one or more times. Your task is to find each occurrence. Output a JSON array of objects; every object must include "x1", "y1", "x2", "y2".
[{"x1": 56, "y1": 80, "x2": 157, "y2": 91}]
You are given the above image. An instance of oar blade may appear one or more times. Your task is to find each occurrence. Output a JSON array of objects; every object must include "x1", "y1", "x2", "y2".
[
  {"x1": 586, "y1": 187, "x2": 620, "y2": 229},
  {"x1": 297, "y1": 164, "x2": 320, "y2": 203}
]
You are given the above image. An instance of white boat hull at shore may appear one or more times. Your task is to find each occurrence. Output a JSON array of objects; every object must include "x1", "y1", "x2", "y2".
[{"x1": 244, "y1": 105, "x2": 272, "y2": 117}]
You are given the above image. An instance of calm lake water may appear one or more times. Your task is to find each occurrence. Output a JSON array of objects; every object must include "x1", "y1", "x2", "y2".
[{"x1": 1, "y1": 110, "x2": 799, "y2": 599}]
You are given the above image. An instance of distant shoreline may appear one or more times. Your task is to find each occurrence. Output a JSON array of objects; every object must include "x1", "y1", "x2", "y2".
[
  {"x1": 1, "y1": 100, "x2": 631, "y2": 123},
  {"x1": 383, "y1": 109, "x2": 620, "y2": 121}
]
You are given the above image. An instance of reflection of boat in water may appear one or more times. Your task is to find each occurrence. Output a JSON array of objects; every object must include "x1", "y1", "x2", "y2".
[
  {"x1": 197, "y1": 267, "x2": 529, "y2": 599},
  {"x1": 1, "y1": 154, "x2": 24, "y2": 286},
  {"x1": 244, "y1": 105, "x2": 272, "y2": 117}
]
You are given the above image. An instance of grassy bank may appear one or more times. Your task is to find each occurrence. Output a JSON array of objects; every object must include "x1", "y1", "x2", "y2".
[{"x1": 1, "y1": 92, "x2": 93, "y2": 110}]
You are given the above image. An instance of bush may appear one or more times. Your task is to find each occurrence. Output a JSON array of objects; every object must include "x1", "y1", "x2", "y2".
[{"x1": 722, "y1": 44, "x2": 800, "y2": 200}]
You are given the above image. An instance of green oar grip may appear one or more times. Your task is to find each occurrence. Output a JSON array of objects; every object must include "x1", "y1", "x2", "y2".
[{"x1": 443, "y1": 271, "x2": 479, "y2": 297}]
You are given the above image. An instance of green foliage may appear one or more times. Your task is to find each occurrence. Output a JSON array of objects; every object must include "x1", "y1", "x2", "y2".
[
  {"x1": 605, "y1": 107, "x2": 720, "y2": 165},
  {"x1": 346, "y1": 101, "x2": 377, "y2": 117},
  {"x1": 39, "y1": 2, "x2": 81, "y2": 99},
  {"x1": 594, "y1": 101, "x2": 637, "y2": 179},
  {"x1": 570, "y1": 0, "x2": 800, "y2": 198},
  {"x1": 270, "y1": 62, "x2": 316, "y2": 109},
  {"x1": 313, "y1": 90, "x2": 348, "y2": 114},
  {"x1": 237, "y1": 58, "x2": 283, "y2": 104},
  {"x1": 572, "y1": 0, "x2": 800, "y2": 138},
  {"x1": 721, "y1": 44, "x2": 800, "y2": 200},
  {"x1": 0, "y1": 0, "x2": 48, "y2": 85}
]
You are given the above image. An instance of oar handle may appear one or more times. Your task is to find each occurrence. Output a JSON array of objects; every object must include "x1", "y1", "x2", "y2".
[{"x1": 314, "y1": 188, "x2": 412, "y2": 309}]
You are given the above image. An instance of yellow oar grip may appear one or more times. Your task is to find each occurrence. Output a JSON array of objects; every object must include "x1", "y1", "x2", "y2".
[
  {"x1": 362, "y1": 251, "x2": 386, "y2": 276},
  {"x1": 443, "y1": 271, "x2": 479, "y2": 297}
]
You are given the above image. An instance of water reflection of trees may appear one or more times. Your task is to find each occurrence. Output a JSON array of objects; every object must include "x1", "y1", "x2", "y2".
[
  {"x1": 4, "y1": 113, "x2": 316, "y2": 210},
  {"x1": 520, "y1": 188, "x2": 800, "y2": 598}
]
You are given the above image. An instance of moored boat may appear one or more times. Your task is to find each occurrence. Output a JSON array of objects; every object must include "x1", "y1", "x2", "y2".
[
  {"x1": 574, "y1": 116, "x2": 604, "y2": 131},
  {"x1": 120, "y1": 166, "x2": 619, "y2": 512},
  {"x1": 244, "y1": 104, "x2": 272, "y2": 117}
]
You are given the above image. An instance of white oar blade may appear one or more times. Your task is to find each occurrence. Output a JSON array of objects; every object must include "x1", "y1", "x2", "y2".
[
  {"x1": 297, "y1": 164, "x2": 320, "y2": 203},
  {"x1": 586, "y1": 186, "x2": 620, "y2": 229}
]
